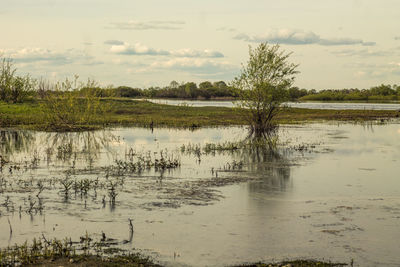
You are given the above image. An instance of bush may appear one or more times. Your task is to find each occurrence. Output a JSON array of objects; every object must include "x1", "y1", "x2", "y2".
[
  {"x1": 41, "y1": 77, "x2": 109, "y2": 130},
  {"x1": 0, "y1": 57, "x2": 34, "y2": 103}
]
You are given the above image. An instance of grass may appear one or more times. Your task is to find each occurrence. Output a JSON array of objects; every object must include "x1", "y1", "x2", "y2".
[
  {"x1": 0, "y1": 236, "x2": 348, "y2": 267},
  {"x1": 234, "y1": 260, "x2": 348, "y2": 267},
  {"x1": 0, "y1": 234, "x2": 161, "y2": 267},
  {"x1": 1, "y1": 98, "x2": 399, "y2": 131}
]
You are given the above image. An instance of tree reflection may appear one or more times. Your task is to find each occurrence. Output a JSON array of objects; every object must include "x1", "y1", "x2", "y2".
[
  {"x1": 0, "y1": 129, "x2": 117, "y2": 166},
  {"x1": 0, "y1": 130, "x2": 35, "y2": 155},
  {"x1": 236, "y1": 135, "x2": 293, "y2": 194},
  {"x1": 44, "y1": 130, "x2": 118, "y2": 165}
]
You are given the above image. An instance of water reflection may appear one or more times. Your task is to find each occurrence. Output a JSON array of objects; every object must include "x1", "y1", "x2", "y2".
[
  {"x1": 239, "y1": 140, "x2": 292, "y2": 194},
  {"x1": 1, "y1": 124, "x2": 400, "y2": 266},
  {"x1": 0, "y1": 130, "x2": 35, "y2": 155},
  {"x1": 0, "y1": 129, "x2": 118, "y2": 166}
]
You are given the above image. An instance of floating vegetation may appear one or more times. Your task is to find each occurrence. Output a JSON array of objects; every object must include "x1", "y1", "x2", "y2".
[
  {"x1": 106, "y1": 149, "x2": 181, "y2": 176},
  {"x1": 180, "y1": 141, "x2": 242, "y2": 155},
  {"x1": 235, "y1": 259, "x2": 348, "y2": 267}
]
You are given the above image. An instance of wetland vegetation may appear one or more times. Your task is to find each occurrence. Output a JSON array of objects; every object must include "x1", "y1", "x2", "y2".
[
  {"x1": 1, "y1": 98, "x2": 399, "y2": 131},
  {"x1": 1, "y1": 46, "x2": 400, "y2": 267}
]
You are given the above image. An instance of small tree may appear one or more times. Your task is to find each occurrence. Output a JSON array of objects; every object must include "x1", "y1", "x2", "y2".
[
  {"x1": 233, "y1": 43, "x2": 299, "y2": 137},
  {"x1": 0, "y1": 57, "x2": 16, "y2": 102},
  {"x1": 10, "y1": 75, "x2": 35, "y2": 103},
  {"x1": 0, "y1": 56, "x2": 35, "y2": 103},
  {"x1": 42, "y1": 76, "x2": 107, "y2": 130}
]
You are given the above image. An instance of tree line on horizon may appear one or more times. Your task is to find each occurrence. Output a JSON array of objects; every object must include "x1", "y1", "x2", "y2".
[
  {"x1": 2, "y1": 56, "x2": 400, "y2": 104},
  {"x1": 91, "y1": 82, "x2": 400, "y2": 102}
]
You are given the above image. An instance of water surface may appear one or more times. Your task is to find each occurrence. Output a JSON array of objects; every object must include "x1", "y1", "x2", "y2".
[
  {"x1": 146, "y1": 98, "x2": 400, "y2": 110},
  {"x1": 0, "y1": 122, "x2": 399, "y2": 266}
]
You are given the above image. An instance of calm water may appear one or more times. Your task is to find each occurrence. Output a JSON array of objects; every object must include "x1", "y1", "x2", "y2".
[
  {"x1": 146, "y1": 98, "x2": 400, "y2": 110},
  {"x1": 0, "y1": 122, "x2": 400, "y2": 266}
]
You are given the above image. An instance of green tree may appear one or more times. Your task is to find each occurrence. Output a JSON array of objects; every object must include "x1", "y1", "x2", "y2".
[
  {"x1": 213, "y1": 81, "x2": 227, "y2": 89},
  {"x1": 0, "y1": 56, "x2": 35, "y2": 103},
  {"x1": 169, "y1": 80, "x2": 179, "y2": 89},
  {"x1": 10, "y1": 75, "x2": 35, "y2": 103},
  {"x1": 184, "y1": 82, "x2": 197, "y2": 98},
  {"x1": 233, "y1": 43, "x2": 299, "y2": 137},
  {"x1": 199, "y1": 81, "x2": 213, "y2": 89},
  {"x1": 0, "y1": 57, "x2": 16, "y2": 101}
]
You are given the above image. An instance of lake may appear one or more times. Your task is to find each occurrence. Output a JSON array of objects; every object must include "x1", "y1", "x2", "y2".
[
  {"x1": 0, "y1": 122, "x2": 399, "y2": 266},
  {"x1": 146, "y1": 99, "x2": 400, "y2": 111}
]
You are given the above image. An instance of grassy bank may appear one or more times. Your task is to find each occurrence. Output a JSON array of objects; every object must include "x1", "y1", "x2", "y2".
[{"x1": 1, "y1": 98, "x2": 399, "y2": 131}]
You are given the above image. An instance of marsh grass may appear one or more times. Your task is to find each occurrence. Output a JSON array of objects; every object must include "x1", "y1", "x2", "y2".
[
  {"x1": 235, "y1": 260, "x2": 348, "y2": 267},
  {"x1": 2, "y1": 98, "x2": 399, "y2": 131},
  {"x1": 0, "y1": 234, "x2": 160, "y2": 266}
]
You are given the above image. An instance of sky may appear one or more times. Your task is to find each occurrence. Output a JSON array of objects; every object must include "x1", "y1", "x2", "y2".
[{"x1": 1, "y1": 0, "x2": 400, "y2": 89}]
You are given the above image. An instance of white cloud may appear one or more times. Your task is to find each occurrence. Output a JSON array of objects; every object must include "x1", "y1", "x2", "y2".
[
  {"x1": 108, "y1": 42, "x2": 224, "y2": 58},
  {"x1": 108, "y1": 20, "x2": 185, "y2": 30},
  {"x1": 170, "y1": 49, "x2": 224, "y2": 58},
  {"x1": 331, "y1": 48, "x2": 390, "y2": 57},
  {"x1": 234, "y1": 28, "x2": 375, "y2": 46},
  {"x1": 234, "y1": 29, "x2": 319, "y2": 45},
  {"x1": 0, "y1": 47, "x2": 103, "y2": 66},
  {"x1": 110, "y1": 43, "x2": 169, "y2": 56},
  {"x1": 129, "y1": 58, "x2": 237, "y2": 77}
]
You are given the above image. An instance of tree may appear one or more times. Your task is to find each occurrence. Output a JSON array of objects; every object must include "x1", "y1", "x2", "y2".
[
  {"x1": 199, "y1": 81, "x2": 213, "y2": 89},
  {"x1": 233, "y1": 43, "x2": 299, "y2": 137},
  {"x1": 169, "y1": 80, "x2": 179, "y2": 89},
  {"x1": 184, "y1": 82, "x2": 197, "y2": 98},
  {"x1": 0, "y1": 56, "x2": 34, "y2": 103},
  {"x1": 0, "y1": 57, "x2": 16, "y2": 101},
  {"x1": 213, "y1": 81, "x2": 227, "y2": 89}
]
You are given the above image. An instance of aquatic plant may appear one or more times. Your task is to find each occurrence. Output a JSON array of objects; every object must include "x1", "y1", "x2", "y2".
[
  {"x1": 107, "y1": 181, "x2": 118, "y2": 204},
  {"x1": 60, "y1": 175, "x2": 74, "y2": 196},
  {"x1": 107, "y1": 149, "x2": 181, "y2": 176}
]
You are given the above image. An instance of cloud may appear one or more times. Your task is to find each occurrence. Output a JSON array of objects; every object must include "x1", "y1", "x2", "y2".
[
  {"x1": 320, "y1": 38, "x2": 375, "y2": 46},
  {"x1": 108, "y1": 42, "x2": 224, "y2": 58},
  {"x1": 110, "y1": 43, "x2": 170, "y2": 56},
  {"x1": 104, "y1": 40, "x2": 124, "y2": 45},
  {"x1": 136, "y1": 58, "x2": 237, "y2": 77},
  {"x1": 0, "y1": 47, "x2": 103, "y2": 66},
  {"x1": 395, "y1": 36, "x2": 400, "y2": 41},
  {"x1": 233, "y1": 28, "x2": 375, "y2": 46},
  {"x1": 348, "y1": 62, "x2": 400, "y2": 79},
  {"x1": 331, "y1": 48, "x2": 390, "y2": 57},
  {"x1": 108, "y1": 20, "x2": 185, "y2": 30},
  {"x1": 170, "y1": 49, "x2": 224, "y2": 58},
  {"x1": 234, "y1": 29, "x2": 320, "y2": 45}
]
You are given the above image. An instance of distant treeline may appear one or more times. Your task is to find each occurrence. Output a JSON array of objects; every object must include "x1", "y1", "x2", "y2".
[
  {"x1": 82, "y1": 80, "x2": 238, "y2": 99},
  {"x1": 2, "y1": 61, "x2": 400, "y2": 103},
  {"x1": 298, "y1": 84, "x2": 400, "y2": 101},
  {"x1": 91, "y1": 82, "x2": 400, "y2": 102}
]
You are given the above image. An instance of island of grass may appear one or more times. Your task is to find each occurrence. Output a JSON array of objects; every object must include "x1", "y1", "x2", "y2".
[{"x1": 1, "y1": 98, "x2": 399, "y2": 131}]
